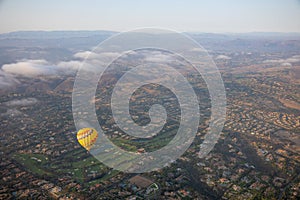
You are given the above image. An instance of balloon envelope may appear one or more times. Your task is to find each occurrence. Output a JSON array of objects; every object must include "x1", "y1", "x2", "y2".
[{"x1": 77, "y1": 128, "x2": 98, "y2": 151}]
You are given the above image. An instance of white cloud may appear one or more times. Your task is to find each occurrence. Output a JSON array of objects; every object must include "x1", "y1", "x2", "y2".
[
  {"x1": 2, "y1": 50, "x2": 176, "y2": 83},
  {"x1": 216, "y1": 55, "x2": 231, "y2": 60},
  {"x1": 0, "y1": 98, "x2": 38, "y2": 117},
  {"x1": 3, "y1": 98, "x2": 38, "y2": 107},
  {"x1": 0, "y1": 51, "x2": 119, "y2": 88},
  {"x1": 0, "y1": 70, "x2": 20, "y2": 89},
  {"x1": 143, "y1": 51, "x2": 177, "y2": 63},
  {"x1": 263, "y1": 59, "x2": 283, "y2": 64},
  {"x1": 2, "y1": 108, "x2": 23, "y2": 117},
  {"x1": 2, "y1": 59, "x2": 82, "y2": 78},
  {"x1": 2, "y1": 59, "x2": 55, "y2": 77},
  {"x1": 74, "y1": 51, "x2": 121, "y2": 61},
  {"x1": 190, "y1": 47, "x2": 206, "y2": 52},
  {"x1": 57, "y1": 60, "x2": 82, "y2": 73},
  {"x1": 281, "y1": 62, "x2": 292, "y2": 67},
  {"x1": 286, "y1": 55, "x2": 300, "y2": 63},
  {"x1": 263, "y1": 55, "x2": 300, "y2": 66},
  {"x1": 74, "y1": 51, "x2": 99, "y2": 59},
  {"x1": 73, "y1": 51, "x2": 123, "y2": 72}
]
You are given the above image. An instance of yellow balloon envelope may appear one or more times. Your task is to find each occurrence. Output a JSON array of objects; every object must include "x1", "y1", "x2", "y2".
[{"x1": 77, "y1": 128, "x2": 98, "y2": 151}]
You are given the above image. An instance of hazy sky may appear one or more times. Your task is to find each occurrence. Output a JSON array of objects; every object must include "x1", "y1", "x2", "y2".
[{"x1": 0, "y1": 0, "x2": 300, "y2": 33}]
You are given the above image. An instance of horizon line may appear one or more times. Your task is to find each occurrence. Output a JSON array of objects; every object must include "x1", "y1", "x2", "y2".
[{"x1": 1, "y1": 29, "x2": 300, "y2": 35}]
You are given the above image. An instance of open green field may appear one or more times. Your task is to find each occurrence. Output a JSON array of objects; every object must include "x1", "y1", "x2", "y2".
[
  {"x1": 12, "y1": 151, "x2": 119, "y2": 184},
  {"x1": 12, "y1": 153, "x2": 51, "y2": 176},
  {"x1": 110, "y1": 127, "x2": 178, "y2": 152}
]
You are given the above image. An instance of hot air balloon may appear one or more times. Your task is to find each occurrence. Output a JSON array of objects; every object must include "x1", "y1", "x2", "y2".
[{"x1": 77, "y1": 128, "x2": 98, "y2": 151}]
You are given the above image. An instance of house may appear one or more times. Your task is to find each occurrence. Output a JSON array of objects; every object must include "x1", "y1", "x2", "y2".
[{"x1": 129, "y1": 175, "x2": 153, "y2": 189}]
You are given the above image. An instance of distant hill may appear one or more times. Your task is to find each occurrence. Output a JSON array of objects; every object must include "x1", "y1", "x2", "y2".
[
  {"x1": 0, "y1": 30, "x2": 299, "y2": 66},
  {"x1": 0, "y1": 30, "x2": 116, "y2": 39}
]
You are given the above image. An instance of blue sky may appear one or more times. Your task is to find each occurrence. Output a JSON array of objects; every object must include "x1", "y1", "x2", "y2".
[{"x1": 0, "y1": 0, "x2": 299, "y2": 33}]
